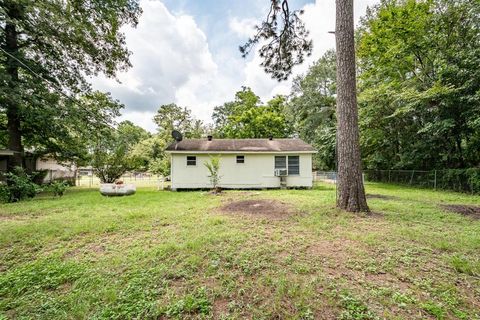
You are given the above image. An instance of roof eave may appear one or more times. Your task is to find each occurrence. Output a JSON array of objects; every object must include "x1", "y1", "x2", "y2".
[{"x1": 165, "y1": 150, "x2": 317, "y2": 154}]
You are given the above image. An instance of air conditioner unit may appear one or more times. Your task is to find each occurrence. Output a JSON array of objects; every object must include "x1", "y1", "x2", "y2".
[{"x1": 274, "y1": 169, "x2": 288, "y2": 177}]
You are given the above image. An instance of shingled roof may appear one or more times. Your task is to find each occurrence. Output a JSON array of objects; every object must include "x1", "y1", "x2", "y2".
[{"x1": 166, "y1": 138, "x2": 315, "y2": 152}]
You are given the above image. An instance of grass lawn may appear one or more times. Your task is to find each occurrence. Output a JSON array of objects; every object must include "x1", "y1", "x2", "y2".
[{"x1": 0, "y1": 183, "x2": 479, "y2": 319}]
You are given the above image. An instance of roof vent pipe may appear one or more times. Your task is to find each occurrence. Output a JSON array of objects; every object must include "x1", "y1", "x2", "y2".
[{"x1": 207, "y1": 135, "x2": 213, "y2": 141}]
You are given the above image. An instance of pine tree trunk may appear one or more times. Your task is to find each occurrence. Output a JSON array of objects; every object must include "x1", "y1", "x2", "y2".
[
  {"x1": 4, "y1": 3, "x2": 24, "y2": 170},
  {"x1": 335, "y1": 0, "x2": 369, "y2": 212}
]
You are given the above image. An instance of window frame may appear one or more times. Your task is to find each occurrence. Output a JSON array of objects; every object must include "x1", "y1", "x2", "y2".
[
  {"x1": 274, "y1": 155, "x2": 300, "y2": 176},
  {"x1": 287, "y1": 155, "x2": 300, "y2": 175},
  {"x1": 186, "y1": 155, "x2": 197, "y2": 166},
  {"x1": 236, "y1": 155, "x2": 245, "y2": 164}
]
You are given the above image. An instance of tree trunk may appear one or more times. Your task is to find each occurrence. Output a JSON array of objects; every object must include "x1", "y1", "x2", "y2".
[
  {"x1": 335, "y1": 0, "x2": 369, "y2": 212},
  {"x1": 4, "y1": 3, "x2": 24, "y2": 170}
]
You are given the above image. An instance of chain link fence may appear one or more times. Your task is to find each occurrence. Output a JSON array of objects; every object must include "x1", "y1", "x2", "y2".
[
  {"x1": 365, "y1": 169, "x2": 480, "y2": 194},
  {"x1": 314, "y1": 169, "x2": 480, "y2": 194}
]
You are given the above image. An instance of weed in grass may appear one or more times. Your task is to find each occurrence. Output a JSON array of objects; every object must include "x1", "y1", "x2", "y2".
[
  {"x1": 449, "y1": 254, "x2": 480, "y2": 276},
  {"x1": 421, "y1": 301, "x2": 445, "y2": 319},
  {"x1": 0, "y1": 185, "x2": 479, "y2": 319},
  {"x1": 339, "y1": 293, "x2": 379, "y2": 320},
  {"x1": 163, "y1": 287, "x2": 212, "y2": 317}
]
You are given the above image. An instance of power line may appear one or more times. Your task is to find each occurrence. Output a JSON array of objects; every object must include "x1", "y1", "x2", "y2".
[{"x1": 0, "y1": 47, "x2": 115, "y2": 128}]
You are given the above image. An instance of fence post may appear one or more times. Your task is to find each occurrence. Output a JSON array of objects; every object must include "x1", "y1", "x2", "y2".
[
  {"x1": 410, "y1": 170, "x2": 415, "y2": 185},
  {"x1": 434, "y1": 170, "x2": 437, "y2": 190},
  {"x1": 388, "y1": 170, "x2": 391, "y2": 183}
]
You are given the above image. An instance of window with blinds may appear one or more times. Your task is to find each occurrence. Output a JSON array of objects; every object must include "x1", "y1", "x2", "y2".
[
  {"x1": 274, "y1": 156, "x2": 287, "y2": 170},
  {"x1": 288, "y1": 156, "x2": 300, "y2": 175}
]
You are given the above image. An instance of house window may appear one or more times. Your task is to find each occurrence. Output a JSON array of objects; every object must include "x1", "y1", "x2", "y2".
[
  {"x1": 186, "y1": 156, "x2": 196, "y2": 166},
  {"x1": 275, "y1": 156, "x2": 287, "y2": 170},
  {"x1": 236, "y1": 155, "x2": 245, "y2": 164},
  {"x1": 275, "y1": 156, "x2": 300, "y2": 175},
  {"x1": 288, "y1": 156, "x2": 300, "y2": 175}
]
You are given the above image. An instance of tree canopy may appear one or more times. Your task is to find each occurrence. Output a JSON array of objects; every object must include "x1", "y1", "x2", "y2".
[
  {"x1": 213, "y1": 87, "x2": 292, "y2": 139},
  {"x1": 289, "y1": 50, "x2": 337, "y2": 170},
  {"x1": 0, "y1": 0, "x2": 142, "y2": 169},
  {"x1": 357, "y1": 0, "x2": 480, "y2": 170}
]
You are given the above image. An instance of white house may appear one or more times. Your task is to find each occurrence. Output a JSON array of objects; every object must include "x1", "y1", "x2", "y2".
[{"x1": 165, "y1": 137, "x2": 316, "y2": 190}]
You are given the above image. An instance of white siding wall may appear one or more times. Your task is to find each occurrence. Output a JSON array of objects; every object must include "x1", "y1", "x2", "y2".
[
  {"x1": 36, "y1": 158, "x2": 75, "y2": 171},
  {"x1": 170, "y1": 153, "x2": 313, "y2": 189}
]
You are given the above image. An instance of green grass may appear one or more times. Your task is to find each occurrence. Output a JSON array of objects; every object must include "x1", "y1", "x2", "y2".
[{"x1": 0, "y1": 183, "x2": 479, "y2": 319}]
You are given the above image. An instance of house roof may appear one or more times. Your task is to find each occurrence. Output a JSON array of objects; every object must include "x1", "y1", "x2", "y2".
[{"x1": 166, "y1": 138, "x2": 316, "y2": 153}]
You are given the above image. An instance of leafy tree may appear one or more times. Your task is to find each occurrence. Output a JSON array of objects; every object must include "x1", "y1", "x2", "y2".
[
  {"x1": 289, "y1": 50, "x2": 337, "y2": 170},
  {"x1": 149, "y1": 156, "x2": 171, "y2": 177},
  {"x1": 0, "y1": 0, "x2": 141, "y2": 170},
  {"x1": 154, "y1": 103, "x2": 205, "y2": 140},
  {"x1": 129, "y1": 134, "x2": 168, "y2": 173},
  {"x1": 31, "y1": 91, "x2": 123, "y2": 167},
  {"x1": 357, "y1": 0, "x2": 480, "y2": 170},
  {"x1": 91, "y1": 121, "x2": 148, "y2": 183},
  {"x1": 246, "y1": 0, "x2": 368, "y2": 211},
  {"x1": 213, "y1": 87, "x2": 292, "y2": 138}
]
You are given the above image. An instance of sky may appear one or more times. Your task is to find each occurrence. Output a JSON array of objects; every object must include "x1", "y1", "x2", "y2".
[{"x1": 91, "y1": 0, "x2": 379, "y2": 132}]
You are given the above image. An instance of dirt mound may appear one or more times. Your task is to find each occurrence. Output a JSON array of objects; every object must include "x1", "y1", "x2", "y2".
[
  {"x1": 221, "y1": 199, "x2": 294, "y2": 219},
  {"x1": 441, "y1": 204, "x2": 480, "y2": 219},
  {"x1": 366, "y1": 193, "x2": 398, "y2": 200}
]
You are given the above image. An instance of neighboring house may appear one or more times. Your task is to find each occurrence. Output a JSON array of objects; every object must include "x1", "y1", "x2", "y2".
[
  {"x1": 0, "y1": 149, "x2": 15, "y2": 172},
  {"x1": 165, "y1": 137, "x2": 316, "y2": 190},
  {"x1": 35, "y1": 157, "x2": 76, "y2": 183}
]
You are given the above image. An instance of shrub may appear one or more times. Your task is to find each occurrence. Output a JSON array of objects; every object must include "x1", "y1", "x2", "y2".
[
  {"x1": 0, "y1": 184, "x2": 10, "y2": 203},
  {"x1": 438, "y1": 168, "x2": 480, "y2": 194},
  {"x1": 31, "y1": 169, "x2": 48, "y2": 185},
  {"x1": 47, "y1": 181, "x2": 69, "y2": 197},
  {"x1": 204, "y1": 156, "x2": 221, "y2": 193},
  {"x1": 52, "y1": 177, "x2": 76, "y2": 187},
  {"x1": 0, "y1": 167, "x2": 41, "y2": 203}
]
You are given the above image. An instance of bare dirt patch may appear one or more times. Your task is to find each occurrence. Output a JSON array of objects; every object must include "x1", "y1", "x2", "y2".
[
  {"x1": 220, "y1": 199, "x2": 295, "y2": 219},
  {"x1": 441, "y1": 204, "x2": 480, "y2": 219}
]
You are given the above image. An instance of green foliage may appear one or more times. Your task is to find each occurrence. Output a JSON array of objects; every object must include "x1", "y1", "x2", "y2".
[
  {"x1": 365, "y1": 168, "x2": 480, "y2": 194},
  {"x1": 288, "y1": 50, "x2": 337, "y2": 170},
  {"x1": 0, "y1": 185, "x2": 479, "y2": 318},
  {"x1": 0, "y1": 167, "x2": 40, "y2": 203},
  {"x1": 204, "y1": 155, "x2": 221, "y2": 191},
  {"x1": 0, "y1": 258, "x2": 85, "y2": 313},
  {"x1": 213, "y1": 87, "x2": 292, "y2": 138},
  {"x1": 30, "y1": 170, "x2": 48, "y2": 185},
  {"x1": 339, "y1": 293, "x2": 378, "y2": 320},
  {"x1": 450, "y1": 255, "x2": 480, "y2": 277},
  {"x1": 148, "y1": 156, "x2": 171, "y2": 177},
  {"x1": 91, "y1": 121, "x2": 149, "y2": 183},
  {"x1": 357, "y1": 0, "x2": 480, "y2": 170},
  {"x1": 163, "y1": 287, "x2": 211, "y2": 317},
  {"x1": 129, "y1": 134, "x2": 167, "y2": 173},
  {"x1": 240, "y1": 0, "x2": 312, "y2": 80},
  {"x1": 0, "y1": 258, "x2": 84, "y2": 298},
  {"x1": 154, "y1": 103, "x2": 205, "y2": 140},
  {"x1": 0, "y1": 0, "x2": 141, "y2": 165},
  {"x1": 47, "y1": 181, "x2": 69, "y2": 198}
]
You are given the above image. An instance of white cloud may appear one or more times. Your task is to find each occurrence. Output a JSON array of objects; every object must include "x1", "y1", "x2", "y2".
[
  {"x1": 91, "y1": 0, "x2": 379, "y2": 132},
  {"x1": 229, "y1": 17, "x2": 258, "y2": 38},
  {"x1": 92, "y1": 0, "x2": 222, "y2": 131},
  {"x1": 243, "y1": 0, "x2": 378, "y2": 103}
]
